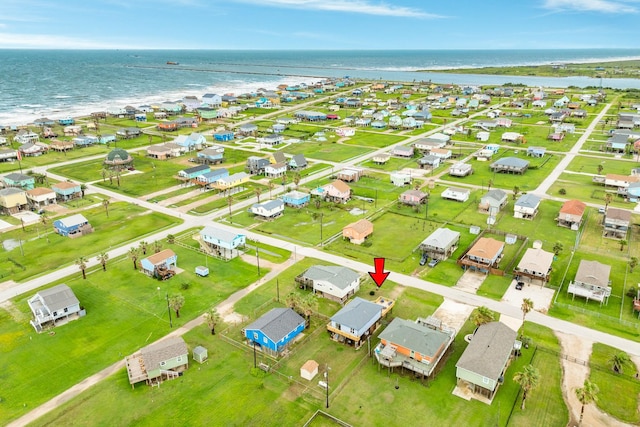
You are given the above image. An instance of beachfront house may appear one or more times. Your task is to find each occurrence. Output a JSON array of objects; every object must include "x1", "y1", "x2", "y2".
[
  {"x1": 568, "y1": 260, "x2": 612, "y2": 305},
  {"x1": 244, "y1": 308, "x2": 306, "y2": 357},
  {"x1": 125, "y1": 337, "x2": 188, "y2": 388},
  {"x1": 557, "y1": 199, "x2": 586, "y2": 230},
  {"x1": 441, "y1": 187, "x2": 470, "y2": 202},
  {"x1": 198, "y1": 226, "x2": 246, "y2": 260},
  {"x1": 52, "y1": 181, "x2": 82, "y2": 201},
  {"x1": 603, "y1": 208, "x2": 631, "y2": 239},
  {"x1": 327, "y1": 297, "x2": 384, "y2": 348},
  {"x1": 0, "y1": 188, "x2": 28, "y2": 214},
  {"x1": 140, "y1": 249, "x2": 178, "y2": 279},
  {"x1": 342, "y1": 219, "x2": 373, "y2": 245},
  {"x1": 419, "y1": 228, "x2": 460, "y2": 261},
  {"x1": 514, "y1": 247, "x2": 554, "y2": 286},
  {"x1": 375, "y1": 317, "x2": 455, "y2": 379},
  {"x1": 514, "y1": 194, "x2": 541, "y2": 220},
  {"x1": 53, "y1": 214, "x2": 93, "y2": 238},
  {"x1": 249, "y1": 199, "x2": 285, "y2": 220},
  {"x1": 478, "y1": 189, "x2": 507, "y2": 216},
  {"x1": 456, "y1": 322, "x2": 517, "y2": 402},
  {"x1": 460, "y1": 237, "x2": 505, "y2": 274},
  {"x1": 3, "y1": 173, "x2": 35, "y2": 190},
  {"x1": 296, "y1": 265, "x2": 360, "y2": 305},
  {"x1": 27, "y1": 284, "x2": 83, "y2": 332}
]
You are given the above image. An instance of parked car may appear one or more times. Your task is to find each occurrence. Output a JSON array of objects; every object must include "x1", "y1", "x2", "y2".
[
  {"x1": 598, "y1": 207, "x2": 606, "y2": 214},
  {"x1": 515, "y1": 281, "x2": 524, "y2": 290},
  {"x1": 427, "y1": 258, "x2": 439, "y2": 268},
  {"x1": 419, "y1": 253, "x2": 428, "y2": 266}
]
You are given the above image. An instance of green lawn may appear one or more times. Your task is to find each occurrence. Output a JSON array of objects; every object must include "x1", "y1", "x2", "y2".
[
  {"x1": 0, "y1": 202, "x2": 180, "y2": 283},
  {"x1": 566, "y1": 155, "x2": 637, "y2": 176},
  {"x1": 0, "y1": 242, "x2": 265, "y2": 424},
  {"x1": 286, "y1": 141, "x2": 374, "y2": 163},
  {"x1": 340, "y1": 132, "x2": 405, "y2": 148},
  {"x1": 589, "y1": 343, "x2": 640, "y2": 424}
]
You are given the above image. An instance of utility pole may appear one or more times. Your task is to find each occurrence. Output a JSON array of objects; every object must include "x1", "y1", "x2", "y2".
[
  {"x1": 166, "y1": 293, "x2": 173, "y2": 328},
  {"x1": 255, "y1": 242, "x2": 260, "y2": 276},
  {"x1": 325, "y1": 366, "x2": 330, "y2": 408}
]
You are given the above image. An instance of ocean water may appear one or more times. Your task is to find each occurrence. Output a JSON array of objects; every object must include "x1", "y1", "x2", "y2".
[{"x1": 2, "y1": 49, "x2": 640, "y2": 126}]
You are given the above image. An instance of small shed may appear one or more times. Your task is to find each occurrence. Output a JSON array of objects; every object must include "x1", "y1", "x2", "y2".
[
  {"x1": 301, "y1": 360, "x2": 319, "y2": 381},
  {"x1": 195, "y1": 266, "x2": 209, "y2": 277},
  {"x1": 193, "y1": 346, "x2": 208, "y2": 364}
]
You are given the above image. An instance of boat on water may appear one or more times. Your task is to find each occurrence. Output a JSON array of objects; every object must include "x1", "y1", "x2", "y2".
[{"x1": 166, "y1": 61, "x2": 179, "y2": 65}]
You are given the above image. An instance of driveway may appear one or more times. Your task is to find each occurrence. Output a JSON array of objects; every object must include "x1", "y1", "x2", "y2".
[
  {"x1": 454, "y1": 270, "x2": 487, "y2": 294},
  {"x1": 501, "y1": 279, "x2": 556, "y2": 314}
]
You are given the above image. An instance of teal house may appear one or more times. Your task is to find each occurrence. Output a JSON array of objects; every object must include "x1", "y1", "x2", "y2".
[{"x1": 3, "y1": 173, "x2": 35, "y2": 190}]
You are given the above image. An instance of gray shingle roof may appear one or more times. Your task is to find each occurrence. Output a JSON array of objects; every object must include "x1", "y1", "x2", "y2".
[
  {"x1": 378, "y1": 318, "x2": 451, "y2": 359},
  {"x1": 37, "y1": 284, "x2": 79, "y2": 312},
  {"x1": 515, "y1": 193, "x2": 541, "y2": 208},
  {"x1": 421, "y1": 228, "x2": 460, "y2": 249},
  {"x1": 303, "y1": 265, "x2": 360, "y2": 290},
  {"x1": 140, "y1": 337, "x2": 188, "y2": 372},
  {"x1": 456, "y1": 322, "x2": 516, "y2": 381},
  {"x1": 246, "y1": 308, "x2": 304, "y2": 343},
  {"x1": 330, "y1": 297, "x2": 381, "y2": 330},
  {"x1": 4, "y1": 172, "x2": 33, "y2": 182},
  {"x1": 492, "y1": 157, "x2": 529, "y2": 168}
]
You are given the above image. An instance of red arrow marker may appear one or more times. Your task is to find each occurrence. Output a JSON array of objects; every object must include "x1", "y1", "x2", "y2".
[{"x1": 368, "y1": 257, "x2": 390, "y2": 288}]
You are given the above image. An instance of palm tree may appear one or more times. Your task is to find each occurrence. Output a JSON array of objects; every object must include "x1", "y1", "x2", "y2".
[
  {"x1": 299, "y1": 293, "x2": 318, "y2": 322},
  {"x1": 75, "y1": 256, "x2": 87, "y2": 279},
  {"x1": 487, "y1": 179, "x2": 493, "y2": 191},
  {"x1": 139, "y1": 240, "x2": 148, "y2": 255},
  {"x1": 168, "y1": 293, "x2": 185, "y2": 318},
  {"x1": 553, "y1": 242, "x2": 563, "y2": 256},
  {"x1": 620, "y1": 239, "x2": 628, "y2": 252},
  {"x1": 604, "y1": 193, "x2": 612, "y2": 212},
  {"x1": 521, "y1": 298, "x2": 534, "y2": 323},
  {"x1": 268, "y1": 182, "x2": 274, "y2": 199},
  {"x1": 293, "y1": 172, "x2": 301, "y2": 190},
  {"x1": 203, "y1": 308, "x2": 221, "y2": 335},
  {"x1": 285, "y1": 292, "x2": 302, "y2": 315},
  {"x1": 96, "y1": 252, "x2": 109, "y2": 272},
  {"x1": 513, "y1": 364, "x2": 540, "y2": 410},
  {"x1": 153, "y1": 240, "x2": 162, "y2": 253},
  {"x1": 575, "y1": 380, "x2": 599, "y2": 426},
  {"x1": 227, "y1": 195, "x2": 234, "y2": 223},
  {"x1": 102, "y1": 199, "x2": 110, "y2": 217},
  {"x1": 610, "y1": 351, "x2": 631, "y2": 373},
  {"x1": 167, "y1": 234, "x2": 175, "y2": 244},
  {"x1": 512, "y1": 186, "x2": 520, "y2": 201},
  {"x1": 630, "y1": 257, "x2": 638, "y2": 273},
  {"x1": 471, "y1": 306, "x2": 495, "y2": 327},
  {"x1": 254, "y1": 187, "x2": 262, "y2": 203},
  {"x1": 128, "y1": 247, "x2": 140, "y2": 270},
  {"x1": 80, "y1": 184, "x2": 87, "y2": 198},
  {"x1": 597, "y1": 163, "x2": 604, "y2": 175}
]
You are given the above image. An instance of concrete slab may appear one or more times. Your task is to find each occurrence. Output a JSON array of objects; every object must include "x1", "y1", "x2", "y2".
[
  {"x1": 0, "y1": 219, "x2": 12, "y2": 231},
  {"x1": 501, "y1": 279, "x2": 555, "y2": 314},
  {"x1": 454, "y1": 270, "x2": 487, "y2": 294},
  {"x1": 432, "y1": 299, "x2": 474, "y2": 332},
  {"x1": 12, "y1": 211, "x2": 40, "y2": 224},
  {"x1": 499, "y1": 314, "x2": 522, "y2": 333}
]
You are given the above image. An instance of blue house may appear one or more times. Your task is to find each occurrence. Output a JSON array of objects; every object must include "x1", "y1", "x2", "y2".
[
  {"x1": 196, "y1": 169, "x2": 229, "y2": 187},
  {"x1": 99, "y1": 134, "x2": 117, "y2": 144},
  {"x1": 282, "y1": 190, "x2": 310, "y2": 208},
  {"x1": 58, "y1": 117, "x2": 75, "y2": 125},
  {"x1": 244, "y1": 308, "x2": 306, "y2": 356},
  {"x1": 3, "y1": 173, "x2": 35, "y2": 190},
  {"x1": 52, "y1": 181, "x2": 82, "y2": 201},
  {"x1": 199, "y1": 226, "x2": 246, "y2": 259},
  {"x1": 174, "y1": 132, "x2": 205, "y2": 151},
  {"x1": 178, "y1": 164, "x2": 210, "y2": 180},
  {"x1": 53, "y1": 214, "x2": 92, "y2": 237},
  {"x1": 197, "y1": 146, "x2": 225, "y2": 164},
  {"x1": 140, "y1": 249, "x2": 178, "y2": 278},
  {"x1": 213, "y1": 131, "x2": 234, "y2": 142}
]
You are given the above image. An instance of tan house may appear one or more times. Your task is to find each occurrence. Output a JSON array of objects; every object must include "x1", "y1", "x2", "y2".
[
  {"x1": 49, "y1": 139, "x2": 75, "y2": 152},
  {"x1": 557, "y1": 199, "x2": 586, "y2": 229},
  {"x1": 513, "y1": 247, "x2": 554, "y2": 285},
  {"x1": 342, "y1": 219, "x2": 373, "y2": 244},
  {"x1": 568, "y1": 260, "x2": 612, "y2": 305},
  {"x1": 459, "y1": 237, "x2": 504, "y2": 274},
  {"x1": 323, "y1": 180, "x2": 351, "y2": 203},
  {"x1": 26, "y1": 187, "x2": 57, "y2": 209},
  {"x1": 603, "y1": 208, "x2": 631, "y2": 239},
  {"x1": 0, "y1": 187, "x2": 28, "y2": 214}
]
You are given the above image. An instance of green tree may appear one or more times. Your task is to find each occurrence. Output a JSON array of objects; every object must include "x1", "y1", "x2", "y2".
[
  {"x1": 254, "y1": 187, "x2": 262, "y2": 203},
  {"x1": 471, "y1": 306, "x2": 495, "y2": 326},
  {"x1": 167, "y1": 234, "x2": 175, "y2": 244},
  {"x1": 128, "y1": 247, "x2": 140, "y2": 270},
  {"x1": 293, "y1": 172, "x2": 301, "y2": 190},
  {"x1": 521, "y1": 298, "x2": 534, "y2": 323},
  {"x1": 102, "y1": 199, "x2": 110, "y2": 217},
  {"x1": 96, "y1": 252, "x2": 109, "y2": 272},
  {"x1": 75, "y1": 256, "x2": 87, "y2": 279},
  {"x1": 203, "y1": 308, "x2": 221, "y2": 335},
  {"x1": 80, "y1": 183, "x2": 87, "y2": 198},
  {"x1": 139, "y1": 240, "x2": 148, "y2": 255},
  {"x1": 597, "y1": 163, "x2": 604, "y2": 175},
  {"x1": 513, "y1": 364, "x2": 540, "y2": 410},
  {"x1": 168, "y1": 294, "x2": 185, "y2": 318},
  {"x1": 620, "y1": 239, "x2": 628, "y2": 252},
  {"x1": 512, "y1": 186, "x2": 520, "y2": 201},
  {"x1": 153, "y1": 240, "x2": 162, "y2": 253},
  {"x1": 575, "y1": 380, "x2": 599, "y2": 426},
  {"x1": 285, "y1": 292, "x2": 302, "y2": 315},
  {"x1": 630, "y1": 257, "x2": 638, "y2": 273},
  {"x1": 609, "y1": 351, "x2": 631, "y2": 374},
  {"x1": 553, "y1": 242, "x2": 563, "y2": 256}
]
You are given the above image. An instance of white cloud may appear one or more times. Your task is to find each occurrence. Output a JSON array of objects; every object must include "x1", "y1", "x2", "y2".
[
  {"x1": 234, "y1": 0, "x2": 441, "y2": 18},
  {"x1": 542, "y1": 0, "x2": 638, "y2": 13},
  {"x1": 0, "y1": 33, "x2": 133, "y2": 49}
]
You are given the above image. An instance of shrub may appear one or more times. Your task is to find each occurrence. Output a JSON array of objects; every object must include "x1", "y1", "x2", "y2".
[{"x1": 559, "y1": 188, "x2": 567, "y2": 195}]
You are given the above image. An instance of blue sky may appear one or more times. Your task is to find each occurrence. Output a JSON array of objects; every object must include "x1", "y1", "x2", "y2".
[{"x1": 1, "y1": 0, "x2": 639, "y2": 49}]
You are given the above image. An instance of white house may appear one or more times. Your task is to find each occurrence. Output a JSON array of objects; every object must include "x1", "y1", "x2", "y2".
[
  {"x1": 390, "y1": 172, "x2": 411, "y2": 187},
  {"x1": 514, "y1": 194, "x2": 541, "y2": 220},
  {"x1": 249, "y1": 199, "x2": 284, "y2": 219},
  {"x1": 441, "y1": 187, "x2": 470, "y2": 202},
  {"x1": 296, "y1": 265, "x2": 361, "y2": 305}
]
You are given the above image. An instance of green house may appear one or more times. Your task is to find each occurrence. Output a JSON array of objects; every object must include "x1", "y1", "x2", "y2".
[{"x1": 125, "y1": 336, "x2": 188, "y2": 388}]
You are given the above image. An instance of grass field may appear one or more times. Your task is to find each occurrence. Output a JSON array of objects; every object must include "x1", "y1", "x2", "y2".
[
  {"x1": 286, "y1": 141, "x2": 374, "y2": 163},
  {"x1": 0, "y1": 202, "x2": 180, "y2": 283}
]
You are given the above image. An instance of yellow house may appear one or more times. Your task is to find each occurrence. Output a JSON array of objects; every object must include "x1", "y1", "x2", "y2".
[
  {"x1": 0, "y1": 187, "x2": 28, "y2": 214},
  {"x1": 211, "y1": 172, "x2": 250, "y2": 191}
]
